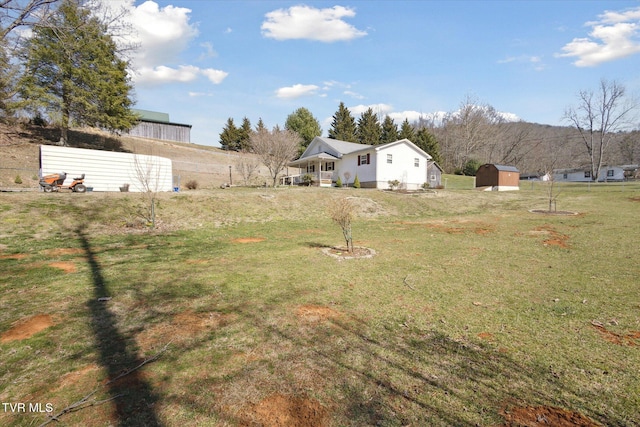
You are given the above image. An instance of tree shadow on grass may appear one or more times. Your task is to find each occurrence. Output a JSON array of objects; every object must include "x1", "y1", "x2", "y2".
[
  {"x1": 176, "y1": 295, "x2": 622, "y2": 426},
  {"x1": 76, "y1": 223, "x2": 162, "y2": 426}
]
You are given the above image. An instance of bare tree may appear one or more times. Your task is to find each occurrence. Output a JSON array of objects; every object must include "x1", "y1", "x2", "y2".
[
  {"x1": 234, "y1": 149, "x2": 261, "y2": 186},
  {"x1": 250, "y1": 126, "x2": 300, "y2": 187},
  {"x1": 0, "y1": 0, "x2": 58, "y2": 41},
  {"x1": 441, "y1": 94, "x2": 506, "y2": 171},
  {"x1": 564, "y1": 79, "x2": 638, "y2": 181},
  {"x1": 328, "y1": 197, "x2": 355, "y2": 253},
  {"x1": 133, "y1": 153, "x2": 164, "y2": 228}
]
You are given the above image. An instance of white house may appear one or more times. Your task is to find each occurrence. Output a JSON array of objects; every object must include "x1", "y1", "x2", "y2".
[
  {"x1": 285, "y1": 137, "x2": 436, "y2": 190},
  {"x1": 40, "y1": 145, "x2": 174, "y2": 192},
  {"x1": 553, "y1": 166, "x2": 626, "y2": 182}
]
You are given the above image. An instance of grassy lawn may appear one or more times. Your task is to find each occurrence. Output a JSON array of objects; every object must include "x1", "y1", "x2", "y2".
[{"x1": 1, "y1": 179, "x2": 639, "y2": 426}]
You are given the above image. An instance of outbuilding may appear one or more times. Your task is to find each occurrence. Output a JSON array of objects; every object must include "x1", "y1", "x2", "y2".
[
  {"x1": 475, "y1": 164, "x2": 520, "y2": 191},
  {"x1": 40, "y1": 145, "x2": 173, "y2": 192}
]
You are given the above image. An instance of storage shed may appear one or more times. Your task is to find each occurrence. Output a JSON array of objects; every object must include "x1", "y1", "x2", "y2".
[
  {"x1": 475, "y1": 164, "x2": 520, "y2": 191},
  {"x1": 40, "y1": 145, "x2": 173, "y2": 192}
]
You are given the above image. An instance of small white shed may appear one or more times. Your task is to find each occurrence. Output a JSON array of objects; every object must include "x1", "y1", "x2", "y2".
[{"x1": 39, "y1": 145, "x2": 173, "y2": 192}]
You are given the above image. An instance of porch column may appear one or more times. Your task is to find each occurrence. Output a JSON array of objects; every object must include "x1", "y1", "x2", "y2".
[{"x1": 318, "y1": 159, "x2": 321, "y2": 186}]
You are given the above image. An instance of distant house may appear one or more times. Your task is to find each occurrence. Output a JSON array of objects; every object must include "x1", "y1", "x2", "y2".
[
  {"x1": 520, "y1": 172, "x2": 550, "y2": 181},
  {"x1": 553, "y1": 166, "x2": 627, "y2": 182},
  {"x1": 127, "y1": 109, "x2": 192, "y2": 143},
  {"x1": 285, "y1": 137, "x2": 436, "y2": 189},
  {"x1": 475, "y1": 164, "x2": 520, "y2": 191}
]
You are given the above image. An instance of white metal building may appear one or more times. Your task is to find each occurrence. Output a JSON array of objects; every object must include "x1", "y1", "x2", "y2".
[{"x1": 39, "y1": 145, "x2": 173, "y2": 192}]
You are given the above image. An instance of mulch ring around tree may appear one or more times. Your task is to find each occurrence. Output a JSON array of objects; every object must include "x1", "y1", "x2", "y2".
[
  {"x1": 321, "y1": 246, "x2": 376, "y2": 260},
  {"x1": 500, "y1": 404, "x2": 600, "y2": 426},
  {"x1": 529, "y1": 209, "x2": 580, "y2": 216}
]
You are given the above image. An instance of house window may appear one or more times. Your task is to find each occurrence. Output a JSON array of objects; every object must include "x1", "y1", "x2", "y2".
[
  {"x1": 430, "y1": 175, "x2": 436, "y2": 181},
  {"x1": 607, "y1": 169, "x2": 614, "y2": 177},
  {"x1": 307, "y1": 165, "x2": 315, "y2": 173},
  {"x1": 563, "y1": 174, "x2": 568, "y2": 179},
  {"x1": 325, "y1": 162, "x2": 334, "y2": 171},
  {"x1": 414, "y1": 158, "x2": 419, "y2": 167},
  {"x1": 584, "y1": 171, "x2": 591, "y2": 178},
  {"x1": 387, "y1": 154, "x2": 393, "y2": 164},
  {"x1": 358, "y1": 154, "x2": 370, "y2": 165}
]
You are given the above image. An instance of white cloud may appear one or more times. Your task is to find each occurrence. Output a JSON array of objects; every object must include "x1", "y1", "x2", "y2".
[
  {"x1": 134, "y1": 65, "x2": 228, "y2": 86},
  {"x1": 498, "y1": 55, "x2": 545, "y2": 71},
  {"x1": 349, "y1": 103, "x2": 393, "y2": 116},
  {"x1": 261, "y1": 5, "x2": 367, "y2": 42},
  {"x1": 199, "y1": 42, "x2": 217, "y2": 60},
  {"x1": 201, "y1": 68, "x2": 229, "y2": 84},
  {"x1": 557, "y1": 6, "x2": 640, "y2": 66},
  {"x1": 99, "y1": 0, "x2": 228, "y2": 86},
  {"x1": 276, "y1": 84, "x2": 320, "y2": 99},
  {"x1": 343, "y1": 90, "x2": 364, "y2": 99}
]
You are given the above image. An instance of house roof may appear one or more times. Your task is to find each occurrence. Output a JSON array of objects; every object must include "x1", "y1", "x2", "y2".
[
  {"x1": 288, "y1": 152, "x2": 340, "y2": 167},
  {"x1": 294, "y1": 136, "x2": 432, "y2": 164},
  {"x1": 492, "y1": 164, "x2": 519, "y2": 172}
]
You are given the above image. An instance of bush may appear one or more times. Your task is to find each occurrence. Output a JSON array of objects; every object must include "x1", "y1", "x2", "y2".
[
  {"x1": 302, "y1": 174, "x2": 314, "y2": 186},
  {"x1": 421, "y1": 182, "x2": 430, "y2": 190},
  {"x1": 463, "y1": 159, "x2": 482, "y2": 176},
  {"x1": 353, "y1": 174, "x2": 361, "y2": 188},
  {"x1": 185, "y1": 180, "x2": 198, "y2": 190},
  {"x1": 14, "y1": 175, "x2": 22, "y2": 184},
  {"x1": 388, "y1": 179, "x2": 400, "y2": 190},
  {"x1": 335, "y1": 176, "x2": 342, "y2": 187}
]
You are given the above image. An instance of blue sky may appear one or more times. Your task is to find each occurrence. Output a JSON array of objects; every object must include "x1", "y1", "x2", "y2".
[{"x1": 110, "y1": 1, "x2": 640, "y2": 146}]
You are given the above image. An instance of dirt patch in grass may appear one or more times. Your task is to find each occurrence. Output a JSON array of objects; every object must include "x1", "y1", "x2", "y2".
[
  {"x1": 296, "y1": 305, "x2": 342, "y2": 322},
  {"x1": 395, "y1": 219, "x2": 494, "y2": 235},
  {"x1": 42, "y1": 247, "x2": 85, "y2": 256},
  {"x1": 0, "y1": 253, "x2": 28, "y2": 260},
  {"x1": 232, "y1": 237, "x2": 266, "y2": 243},
  {"x1": 49, "y1": 261, "x2": 77, "y2": 273},
  {"x1": 591, "y1": 322, "x2": 640, "y2": 346},
  {"x1": 531, "y1": 225, "x2": 570, "y2": 248},
  {"x1": 500, "y1": 405, "x2": 600, "y2": 426},
  {"x1": 137, "y1": 310, "x2": 234, "y2": 352},
  {"x1": 239, "y1": 393, "x2": 328, "y2": 427},
  {"x1": 478, "y1": 332, "x2": 494, "y2": 341},
  {"x1": 1, "y1": 314, "x2": 54, "y2": 342},
  {"x1": 629, "y1": 196, "x2": 640, "y2": 202},
  {"x1": 55, "y1": 364, "x2": 101, "y2": 391}
]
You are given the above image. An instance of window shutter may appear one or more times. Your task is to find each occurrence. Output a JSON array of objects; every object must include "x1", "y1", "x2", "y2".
[
  {"x1": 366, "y1": 153, "x2": 370, "y2": 164},
  {"x1": 358, "y1": 156, "x2": 361, "y2": 166}
]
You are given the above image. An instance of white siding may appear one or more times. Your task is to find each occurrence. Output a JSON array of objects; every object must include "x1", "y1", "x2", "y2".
[
  {"x1": 40, "y1": 145, "x2": 173, "y2": 192},
  {"x1": 376, "y1": 144, "x2": 430, "y2": 190}
]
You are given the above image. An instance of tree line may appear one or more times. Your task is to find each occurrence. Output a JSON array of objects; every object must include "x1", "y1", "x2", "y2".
[
  {"x1": 220, "y1": 102, "x2": 443, "y2": 165},
  {"x1": 223, "y1": 87, "x2": 639, "y2": 180}
]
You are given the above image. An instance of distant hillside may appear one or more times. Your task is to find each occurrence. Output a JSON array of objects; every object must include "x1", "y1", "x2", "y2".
[{"x1": 0, "y1": 122, "x2": 271, "y2": 190}]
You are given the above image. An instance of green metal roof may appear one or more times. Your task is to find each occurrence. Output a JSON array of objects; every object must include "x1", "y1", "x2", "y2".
[{"x1": 132, "y1": 109, "x2": 170, "y2": 123}]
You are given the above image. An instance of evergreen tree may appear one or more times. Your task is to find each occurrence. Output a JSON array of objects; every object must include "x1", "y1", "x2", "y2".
[
  {"x1": 238, "y1": 116, "x2": 252, "y2": 151},
  {"x1": 399, "y1": 118, "x2": 416, "y2": 141},
  {"x1": 18, "y1": 0, "x2": 137, "y2": 145},
  {"x1": 255, "y1": 117, "x2": 267, "y2": 132},
  {"x1": 415, "y1": 127, "x2": 442, "y2": 164},
  {"x1": 380, "y1": 115, "x2": 399, "y2": 144},
  {"x1": 285, "y1": 107, "x2": 322, "y2": 155},
  {"x1": 328, "y1": 101, "x2": 356, "y2": 142},
  {"x1": 219, "y1": 117, "x2": 240, "y2": 150},
  {"x1": 356, "y1": 107, "x2": 381, "y2": 145}
]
